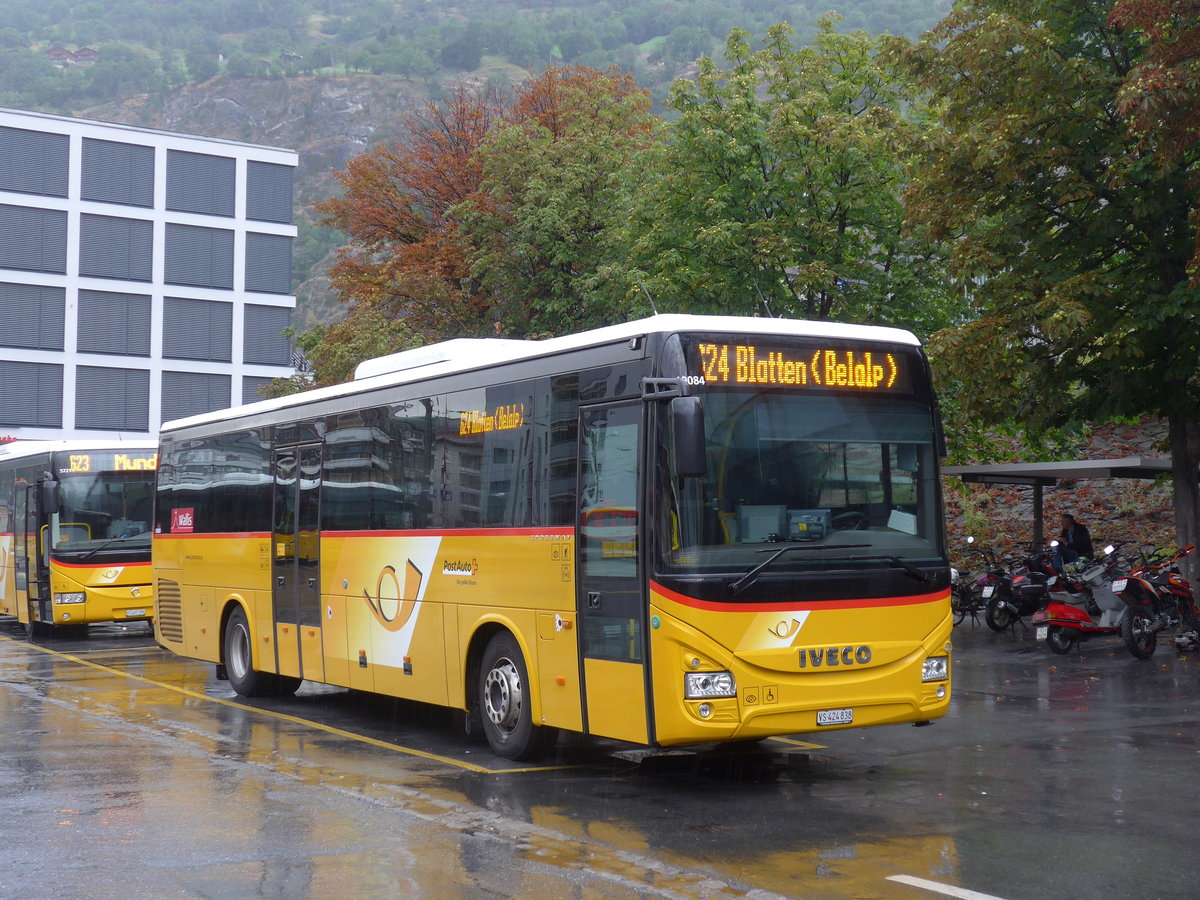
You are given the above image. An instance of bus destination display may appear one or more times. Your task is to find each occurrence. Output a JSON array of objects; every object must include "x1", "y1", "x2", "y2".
[
  {"x1": 695, "y1": 342, "x2": 910, "y2": 393},
  {"x1": 58, "y1": 451, "x2": 159, "y2": 475}
]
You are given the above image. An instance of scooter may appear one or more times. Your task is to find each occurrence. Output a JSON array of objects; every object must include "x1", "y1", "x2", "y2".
[
  {"x1": 983, "y1": 545, "x2": 1055, "y2": 632},
  {"x1": 1111, "y1": 545, "x2": 1200, "y2": 658},
  {"x1": 1032, "y1": 544, "x2": 1126, "y2": 653}
]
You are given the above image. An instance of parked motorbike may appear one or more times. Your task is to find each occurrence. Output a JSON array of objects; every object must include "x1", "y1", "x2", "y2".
[
  {"x1": 1031, "y1": 544, "x2": 1126, "y2": 653},
  {"x1": 952, "y1": 537, "x2": 996, "y2": 626},
  {"x1": 983, "y1": 544, "x2": 1055, "y2": 632},
  {"x1": 1111, "y1": 545, "x2": 1200, "y2": 658}
]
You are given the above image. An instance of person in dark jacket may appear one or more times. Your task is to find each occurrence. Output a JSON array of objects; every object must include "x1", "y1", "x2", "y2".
[{"x1": 1053, "y1": 513, "x2": 1093, "y2": 570}]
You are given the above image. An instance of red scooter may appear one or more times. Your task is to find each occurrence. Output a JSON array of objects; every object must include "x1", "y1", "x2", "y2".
[{"x1": 1032, "y1": 544, "x2": 1125, "y2": 653}]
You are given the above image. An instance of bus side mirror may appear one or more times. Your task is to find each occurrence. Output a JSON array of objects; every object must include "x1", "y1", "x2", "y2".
[
  {"x1": 671, "y1": 396, "x2": 706, "y2": 478},
  {"x1": 41, "y1": 480, "x2": 59, "y2": 515}
]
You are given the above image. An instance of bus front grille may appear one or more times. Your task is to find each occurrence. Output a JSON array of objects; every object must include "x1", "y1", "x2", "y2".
[{"x1": 156, "y1": 578, "x2": 183, "y2": 644}]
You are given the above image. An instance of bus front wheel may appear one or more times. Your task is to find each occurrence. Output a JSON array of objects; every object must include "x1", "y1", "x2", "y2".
[
  {"x1": 223, "y1": 606, "x2": 300, "y2": 697},
  {"x1": 478, "y1": 632, "x2": 556, "y2": 761}
]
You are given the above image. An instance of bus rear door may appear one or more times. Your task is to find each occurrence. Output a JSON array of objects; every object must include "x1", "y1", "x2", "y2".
[
  {"x1": 577, "y1": 401, "x2": 650, "y2": 744},
  {"x1": 272, "y1": 444, "x2": 324, "y2": 682}
]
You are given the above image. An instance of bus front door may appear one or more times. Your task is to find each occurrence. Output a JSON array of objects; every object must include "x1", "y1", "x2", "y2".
[
  {"x1": 18, "y1": 482, "x2": 47, "y2": 628},
  {"x1": 272, "y1": 445, "x2": 324, "y2": 682},
  {"x1": 577, "y1": 402, "x2": 650, "y2": 744}
]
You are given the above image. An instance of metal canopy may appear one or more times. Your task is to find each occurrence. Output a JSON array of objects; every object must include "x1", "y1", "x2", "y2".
[{"x1": 941, "y1": 457, "x2": 1172, "y2": 547}]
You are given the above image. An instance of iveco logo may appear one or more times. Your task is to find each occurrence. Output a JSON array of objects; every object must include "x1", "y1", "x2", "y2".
[{"x1": 798, "y1": 646, "x2": 872, "y2": 668}]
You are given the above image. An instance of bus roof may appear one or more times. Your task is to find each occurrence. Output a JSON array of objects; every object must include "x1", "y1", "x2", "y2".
[
  {"x1": 0, "y1": 439, "x2": 159, "y2": 464},
  {"x1": 161, "y1": 314, "x2": 921, "y2": 435}
]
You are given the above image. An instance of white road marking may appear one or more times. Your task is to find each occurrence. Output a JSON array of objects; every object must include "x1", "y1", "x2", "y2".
[{"x1": 886, "y1": 875, "x2": 1011, "y2": 900}]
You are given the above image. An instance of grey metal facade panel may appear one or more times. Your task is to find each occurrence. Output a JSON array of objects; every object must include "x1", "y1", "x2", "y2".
[
  {"x1": 166, "y1": 150, "x2": 235, "y2": 217},
  {"x1": 164, "y1": 223, "x2": 234, "y2": 289},
  {"x1": 0, "y1": 126, "x2": 69, "y2": 197},
  {"x1": 0, "y1": 204, "x2": 67, "y2": 274},
  {"x1": 161, "y1": 370, "x2": 232, "y2": 422},
  {"x1": 242, "y1": 375, "x2": 274, "y2": 404},
  {"x1": 81, "y1": 138, "x2": 155, "y2": 208},
  {"x1": 244, "y1": 232, "x2": 292, "y2": 295},
  {"x1": 162, "y1": 296, "x2": 233, "y2": 362},
  {"x1": 0, "y1": 282, "x2": 64, "y2": 350},
  {"x1": 79, "y1": 214, "x2": 154, "y2": 282},
  {"x1": 246, "y1": 161, "x2": 294, "y2": 223},
  {"x1": 0, "y1": 360, "x2": 63, "y2": 427},
  {"x1": 75, "y1": 366, "x2": 150, "y2": 431},
  {"x1": 78, "y1": 289, "x2": 152, "y2": 356},
  {"x1": 242, "y1": 304, "x2": 292, "y2": 365}
]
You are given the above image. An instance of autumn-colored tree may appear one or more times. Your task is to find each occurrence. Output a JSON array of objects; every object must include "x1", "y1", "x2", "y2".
[
  {"x1": 315, "y1": 84, "x2": 506, "y2": 342},
  {"x1": 896, "y1": 0, "x2": 1200, "y2": 570},
  {"x1": 452, "y1": 65, "x2": 661, "y2": 335},
  {"x1": 1111, "y1": 1, "x2": 1200, "y2": 276}
]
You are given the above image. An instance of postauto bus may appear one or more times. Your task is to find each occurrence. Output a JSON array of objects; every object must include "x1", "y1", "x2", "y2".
[
  {"x1": 0, "y1": 440, "x2": 158, "y2": 636},
  {"x1": 152, "y1": 315, "x2": 952, "y2": 759}
]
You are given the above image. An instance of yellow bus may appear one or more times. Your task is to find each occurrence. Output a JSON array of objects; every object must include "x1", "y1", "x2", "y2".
[
  {"x1": 0, "y1": 440, "x2": 158, "y2": 636},
  {"x1": 153, "y1": 315, "x2": 952, "y2": 759}
]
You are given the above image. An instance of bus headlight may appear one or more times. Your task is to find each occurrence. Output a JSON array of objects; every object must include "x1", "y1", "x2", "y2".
[
  {"x1": 54, "y1": 592, "x2": 86, "y2": 604},
  {"x1": 922, "y1": 656, "x2": 949, "y2": 682},
  {"x1": 684, "y1": 671, "x2": 736, "y2": 699}
]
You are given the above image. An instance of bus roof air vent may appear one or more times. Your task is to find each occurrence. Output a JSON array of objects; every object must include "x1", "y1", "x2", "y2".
[{"x1": 354, "y1": 338, "x2": 531, "y2": 381}]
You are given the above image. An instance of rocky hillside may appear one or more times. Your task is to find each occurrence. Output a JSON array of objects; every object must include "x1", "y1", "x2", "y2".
[{"x1": 82, "y1": 74, "x2": 431, "y2": 327}]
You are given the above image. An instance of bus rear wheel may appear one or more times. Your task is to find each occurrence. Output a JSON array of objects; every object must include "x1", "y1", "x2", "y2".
[
  {"x1": 478, "y1": 632, "x2": 556, "y2": 761},
  {"x1": 223, "y1": 606, "x2": 300, "y2": 697}
]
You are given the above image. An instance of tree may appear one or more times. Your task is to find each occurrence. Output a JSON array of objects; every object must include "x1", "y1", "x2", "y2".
[
  {"x1": 894, "y1": 0, "x2": 1200, "y2": 568},
  {"x1": 617, "y1": 20, "x2": 953, "y2": 334},
  {"x1": 315, "y1": 84, "x2": 506, "y2": 344},
  {"x1": 452, "y1": 65, "x2": 660, "y2": 335}
]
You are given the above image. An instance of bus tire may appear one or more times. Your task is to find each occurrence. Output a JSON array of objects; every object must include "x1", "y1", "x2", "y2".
[
  {"x1": 223, "y1": 605, "x2": 295, "y2": 697},
  {"x1": 478, "y1": 631, "x2": 556, "y2": 761}
]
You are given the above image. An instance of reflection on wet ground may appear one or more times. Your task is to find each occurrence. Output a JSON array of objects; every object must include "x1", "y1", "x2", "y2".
[{"x1": 3, "y1": 616, "x2": 1200, "y2": 899}]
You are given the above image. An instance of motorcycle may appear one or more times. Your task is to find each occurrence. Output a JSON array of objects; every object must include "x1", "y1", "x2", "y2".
[
  {"x1": 952, "y1": 537, "x2": 997, "y2": 626},
  {"x1": 1031, "y1": 544, "x2": 1126, "y2": 653},
  {"x1": 1111, "y1": 545, "x2": 1200, "y2": 659},
  {"x1": 983, "y1": 544, "x2": 1056, "y2": 632}
]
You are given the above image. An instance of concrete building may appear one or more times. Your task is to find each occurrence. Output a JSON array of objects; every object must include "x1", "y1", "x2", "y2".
[{"x1": 0, "y1": 107, "x2": 297, "y2": 441}]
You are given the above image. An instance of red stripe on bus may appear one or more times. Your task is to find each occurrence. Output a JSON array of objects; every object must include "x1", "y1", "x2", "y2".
[{"x1": 650, "y1": 579, "x2": 947, "y2": 612}]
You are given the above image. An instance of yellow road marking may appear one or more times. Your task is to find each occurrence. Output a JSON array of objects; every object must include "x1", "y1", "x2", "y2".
[{"x1": 0, "y1": 634, "x2": 581, "y2": 775}]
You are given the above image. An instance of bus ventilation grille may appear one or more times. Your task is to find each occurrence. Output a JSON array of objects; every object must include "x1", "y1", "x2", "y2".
[{"x1": 156, "y1": 578, "x2": 183, "y2": 644}]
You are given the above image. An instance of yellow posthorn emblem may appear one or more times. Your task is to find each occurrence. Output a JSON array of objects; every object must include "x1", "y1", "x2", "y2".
[{"x1": 364, "y1": 561, "x2": 422, "y2": 632}]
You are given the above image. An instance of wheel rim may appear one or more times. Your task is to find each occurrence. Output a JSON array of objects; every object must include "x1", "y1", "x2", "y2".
[
  {"x1": 228, "y1": 621, "x2": 251, "y2": 681},
  {"x1": 1133, "y1": 614, "x2": 1153, "y2": 650},
  {"x1": 483, "y1": 657, "x2": 522, "y2": 735}
]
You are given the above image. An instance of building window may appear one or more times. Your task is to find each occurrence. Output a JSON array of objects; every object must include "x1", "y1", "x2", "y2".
[
  {"x1": 79, "y1": 214, "x2": 154, "y2": 282},
  {"x1": 165, "y1": 223, "x2": 234, "y2": 289},
  {"x1": 242, "y1": 376, "x2": 275, "y2": 404},
  {"x1": 77, "y1": 290, "x2": 152, "y2": 357},
  {"x1": 243, "y1": 304, "x2": 291, "y2": 365},
  {"x1": 166, "y1": 150, "x2": 235, "y2": 217},
  {"x1": 0, "y1": 360, "x2": 63, "y2": 427},
  {"x1": 161, "y1": 371, "x2": 231, "y2": 423},
  {"x1": 246, "y1": 161, "x2": 293, "y2": 223},
  {"x1": 245, "y1": 232, "x2": 292, "y2": 295},
  {"x1": 0, "y1": 204, "x2": 67, "y2": 274},
  {"x1": 163, "y1": 297, "x2": 233, "y2": 362},
  {"x1": 0, "y1": 126, "x2": 68, "y2": 197},
  {"x1": 0, "y1": 282, "x2": 64, "y2": 350},
  {"x1": 81, "y1": 139, "x2": 155, "y2": 208},
  {"x1": 76, "y1": 366, "x2": 150, "y2": 431}
]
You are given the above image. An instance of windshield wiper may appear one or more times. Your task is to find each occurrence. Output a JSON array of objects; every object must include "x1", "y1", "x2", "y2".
[
  {"x1": 726, "y1": 543, "x2": 870, "y2": 596},
  {"x1": 78, "y1": 532, "x2": 144, "y2": 561},
  {"x1": 726, "y1": 547, "x2": 935, "y2": 596}
]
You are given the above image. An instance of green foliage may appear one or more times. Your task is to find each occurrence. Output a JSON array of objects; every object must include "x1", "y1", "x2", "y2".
[
  {"x1": 0, "y1": 1, "x2": 950, "y2": 111},
  {"x1": 610, "y1": 19, "x2": 956, "y2": 335}
]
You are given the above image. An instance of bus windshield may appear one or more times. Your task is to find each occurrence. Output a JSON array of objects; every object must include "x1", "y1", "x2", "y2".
[
  {"x1": 51, "y1": 472, "x2": 155, "y2": 556},
  {"x1": 663, "y1": 390, "x2": 943, "y2": 575}
]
